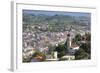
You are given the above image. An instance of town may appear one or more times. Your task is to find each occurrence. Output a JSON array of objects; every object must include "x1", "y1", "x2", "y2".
[{"x1": 22, "y1": 10, "x2": 91, "y2": 62}]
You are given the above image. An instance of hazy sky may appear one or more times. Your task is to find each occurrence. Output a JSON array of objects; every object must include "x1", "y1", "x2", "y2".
[{"x1": 23, "y1": 9, "x2": 91, "y2": 17}]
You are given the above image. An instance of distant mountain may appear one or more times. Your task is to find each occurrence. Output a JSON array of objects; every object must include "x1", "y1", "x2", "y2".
[{"x1": 23, "y1": 12, "x2": 91, "y2": 32}]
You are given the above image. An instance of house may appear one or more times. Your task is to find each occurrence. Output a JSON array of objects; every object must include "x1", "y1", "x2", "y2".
[
  {"x1": 45, "y1": 51, "x2": 58, "y2": 61},
  {"x1": 61, "y1": 55, "x2": 75, "y2": 60},
  {"x1": 68, "y1": 44, "x2": 80, "y2": 55}
]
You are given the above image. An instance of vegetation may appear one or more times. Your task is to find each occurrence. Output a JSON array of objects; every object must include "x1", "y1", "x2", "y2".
[
  {"x1": 74, "y1": 33, "x2": 91, "y2": 60},
  {"x1": 74, "y1": 48, "x2": 90, "y2": 60},
  {"x1": 54, "y1": 42, "x2": 68, "y2": 58},
  {"x1": 23, "y1": 50, "x2": 46, "y2": 62},
  {"x1": 31, "y1": 51, "x2": 46, "y2": 61}
]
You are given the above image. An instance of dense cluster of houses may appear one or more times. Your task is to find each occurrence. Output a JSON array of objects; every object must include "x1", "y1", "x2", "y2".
[{"x1": 22, "y1": 24, "x2": 90, "y2": 62}]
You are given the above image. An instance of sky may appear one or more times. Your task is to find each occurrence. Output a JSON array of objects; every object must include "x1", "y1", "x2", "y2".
[{"x1": 23, "y1": 9, "x2": 91, "y2": 17}]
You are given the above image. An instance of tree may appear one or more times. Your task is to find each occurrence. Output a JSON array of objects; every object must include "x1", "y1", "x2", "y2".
[
  {"x1": 74, "y1": 33, "x2": 91, "y2": 60},
  {"x1": 54, "y1": 43, "x2": 68, "y2": 58},
  {"x1": 75, "y1": 34, "x2": 82, "y2": 41},
  {"x1": 85, "y1": 33, "x2": 91, "y2": 41},
  {"x1": 80, "y1": 42, "x2": 91, "y2": 54},
  {"x1": 74, "y1": 48, "x2": 90, "y2": 60},
  {"x1": 30, "y1": 51, "x2": 46, "y2": 62}
]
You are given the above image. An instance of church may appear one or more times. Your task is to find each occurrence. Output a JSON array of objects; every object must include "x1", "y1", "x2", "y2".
[
  {"x1": 60, "y1": 26, "x2": 80, "y2": 60},
  {"x1": 46, "y1": 26, "x2": 80, "y2": 61}
]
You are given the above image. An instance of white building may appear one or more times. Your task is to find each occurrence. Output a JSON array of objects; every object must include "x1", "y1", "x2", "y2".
[{"x1": 61, "y1": 55, "x2": 75, "y2": 60}]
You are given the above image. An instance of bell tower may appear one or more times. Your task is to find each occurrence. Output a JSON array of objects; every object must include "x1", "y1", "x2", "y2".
[
  {"x1": 66, "y1": 26, "x2": 72, "y2": 49},
  {"x1": 67, "y1": 33, "x2": 71, "y2": 49}
]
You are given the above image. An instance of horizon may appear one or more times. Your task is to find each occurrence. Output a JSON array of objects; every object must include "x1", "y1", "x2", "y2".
[{"x1": 23, "y1": 9, "x2": 91, "y2": 17}]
